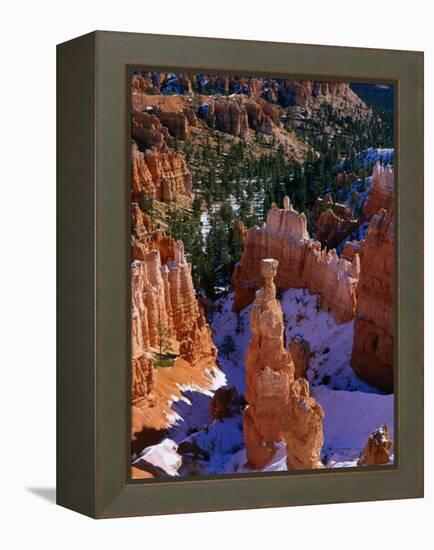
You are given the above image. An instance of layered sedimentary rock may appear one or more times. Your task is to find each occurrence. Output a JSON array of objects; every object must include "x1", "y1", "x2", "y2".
[
  {"x1": 132, "y1": 110, "x2": 169, "y2": 151},
  {"x1": 232, "y1": 197, "x2": 360, "y2": 324},
  {"x1": 244, "y1": 98, "x2": 281, "y2": 134},
  {"x1": 278, "y1": 80, "x2": 354, "y2": 107},
  {"x1": 283, "y1": 379, "x2": 325, "y2": 469},
  {"x1": 244, "y1": 259, "x2": 324, "y2": 470},
  {"x1": 351, "y1": 209, "x2": 394, "y2": 392},
  {"x1": 153, "y1": 107, "x2": 190, "y2": 139},
  {"x1": 289, "y1": 338, "x2": 310, "y2": 380},
  {"x1": 198, "y1": 97, "x2": 249, "y2": 138},
  {"x1": 363, "y1": 163, "x2": 394, "y2": 219},
  {"x1": 198, "y1": 95, "x2": 283, "y2": 138},
  {"x1": 131, "y1": 239, "x2": 217, "y2": 404},
  {"x1": 341, "y1": 240, "x2": 363, "y2": 262},
  {"x1": 132, "y1": 355, "x2": 154, "y2": 405},
  {"x1": 359, "y1": 425, "x2": 392, "y2": 466},
  {"x1": 313, "y1": 194, "x2": 359, "y2": 250},
  {"x1": 131, "y1": 73, "x2": 364, "y2": 111},
  {"x1": 131, "y1": 142, "x2": 192, "y2": 202}
]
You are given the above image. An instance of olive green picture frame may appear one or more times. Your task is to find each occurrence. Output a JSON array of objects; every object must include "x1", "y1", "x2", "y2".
[{"x1": 57, "y1": 31, "x2": 424, "y2": 519}]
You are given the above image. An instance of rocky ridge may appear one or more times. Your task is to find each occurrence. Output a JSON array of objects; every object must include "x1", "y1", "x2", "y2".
[
  {"x1": 243, "y1": 259, "x2": 324, "y2": 469},
  {"x1": 232, "y1": 196, "x2": 360, "y2": 324},
  {"x1": 351, "y1": 208, "x2": 394, "y2": 392},
  {"x1": 131, "y1": 73, "x2": 364, "y2": 110}
]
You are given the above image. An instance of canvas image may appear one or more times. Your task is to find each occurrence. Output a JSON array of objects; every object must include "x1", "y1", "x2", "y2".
[{"x1": 130, "y1": 72, "x2": 394, "y2": 479}]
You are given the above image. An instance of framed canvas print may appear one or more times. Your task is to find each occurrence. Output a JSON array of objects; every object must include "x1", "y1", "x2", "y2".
[{"x1": 57, "y1": 31, "x2": 424, "y2": 518}]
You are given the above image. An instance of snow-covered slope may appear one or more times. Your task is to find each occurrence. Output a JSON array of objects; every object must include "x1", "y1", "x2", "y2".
[
  {"x1": 133, "y1": 439, "x2": 182, "y2": 476},
  {"x1": 337, "y1": 147, "x2": 394, "y2": 171},
  {"x1": 281, "y1": 289, "x2": 379, "y2": 392},
  {"x1": 313, "y1": 386, "x2": 394, "y2": 467},
  {"x1": 135, "y1": 289, "x2": 394, "y2": 475}
]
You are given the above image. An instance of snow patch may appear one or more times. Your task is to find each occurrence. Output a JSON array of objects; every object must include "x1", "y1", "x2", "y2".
[
  {"x1": 133, "y1": 438, "x2": 182, "y2": 476},
  {"x1": 313, "y1": 385, "x2": 394, "y2": 467}
]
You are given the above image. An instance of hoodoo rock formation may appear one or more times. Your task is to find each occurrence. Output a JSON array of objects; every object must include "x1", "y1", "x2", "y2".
[
  {"x1": 363, "y1": 163, "x2": 394, "y2": 219},
  {"x1": 131, "y1": 239, "x2": 217, "y2": 400},
  {"x1": 131, "y1": 142, "x2": 192, "y2": 202},
  {"x1": 232, "y1": 197, "x2": 360, "y2": 324},
  {"x1": 132, "y1": 110, "x2": 170, "y2": 151},
  {"x1": 244, "y1": 259, "x2": 324, "y2": 470},
  {"x1": 198, "y1": 96, "x2": 282, "y2": 139},
  {"x1": 131, "y1": 72, "x2": 366, "y2": 111},
  {"x1": 351, "y1": 209, "x2": 394, "y2": 392},
  {"x1": 358, "y1": 425, "x2": 392, "y2": 466}
]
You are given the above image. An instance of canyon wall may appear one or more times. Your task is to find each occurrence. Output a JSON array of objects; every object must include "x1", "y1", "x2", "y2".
[
  {"x1": 131, "y1": 72, "x2": 364, "y2": 109},
  {"x1": 351, "y1": 209, "x2": 394, "y2": 392},
  {"x1": 350, "y1": 163, "x2": 394, "y2": 392},
  {"x1": 198, "y1": 96, "x2": 281, "y2": 138},
  {"x1": 131, "y1": 141, "x2": 192, "y2": 203},
  {"x1": 232, "y1": 196, "x2": 360, "y2": 324},
  {"x1": 131, "y1": 239, "x2": 217, "y2": 405},
  {"x1": 244, "y1": 259, "x2": 324, "y2": 469},
  {"x1": 363, "y1": 163, "x2": 394, "y2": 219}
]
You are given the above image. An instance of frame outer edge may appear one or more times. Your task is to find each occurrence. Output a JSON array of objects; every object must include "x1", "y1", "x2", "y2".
[
  {"x1": 56, "y1": 31, "x2": 97, "y2": 518},
  {"x1": 83, "y1": 31, "x2": 423, "y2": 518}
]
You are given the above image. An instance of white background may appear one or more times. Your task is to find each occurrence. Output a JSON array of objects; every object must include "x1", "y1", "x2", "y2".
[{"x1": 1, "y1": 1, "x2": 432, "y2": 547}]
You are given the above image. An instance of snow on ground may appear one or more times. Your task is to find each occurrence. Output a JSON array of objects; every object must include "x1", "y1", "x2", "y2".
[
  {"x1": 133, "y1": 438, "x2": 182, "y2": 476},
  {"x1": 313, "y1": 385, "x2": 394, "y2": 467},
  {"x1": 178, "y1": 416, "x2": 245, "y2": 475},
  {"x1": 167, "y1": 366, "x2": 227, "y2": 442},
  {"x1": 137, "y1": 289, "x2": 394, "y2": 475},
  {"x1": 225, "y1": 442, "x2": 288, "y2": 474},
  {"x1": 337, "y1": 147, "x2": 394, "y2": 171},
  {"x1": 208, "y1": 289, "x2": 394, "y2": 470},
  {"x1": 281, "y1": 288, "x2": 380, "y2": 393},
  {"x1": 200, "y1": 189, "x2": 264, "y2": 240},
  {"x1": 333, "y1": 147, "x2": 394, "y2": 219}
]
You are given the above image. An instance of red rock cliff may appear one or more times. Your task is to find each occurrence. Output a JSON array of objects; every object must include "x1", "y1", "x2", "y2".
[
  {"x1": 351, "y1": 209, "x2": 394, "y2": 392},
  {"x1": 131, "y1": 142, "x2": 192, "y2": 202},
  {"x1": 232, "y1": 197, "x2": 360, "y2": 324},
  {"x1": 363, "y1": 163, "x2": 394, "y2": 219},
  {"x1": 131, "y1": 239, "x2": 217, "y2": 405},
  {"x1": 243, "y1": 259, "x2": 324, "y2": 469}
]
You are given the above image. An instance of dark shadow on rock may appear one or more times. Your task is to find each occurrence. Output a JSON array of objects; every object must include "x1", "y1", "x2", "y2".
[
  {"x1": 27, "y1": 487, "x2": 56, "y2": 504},
  {"x1": 132, "y1": 427, "x2": 166, "y2": 456}
]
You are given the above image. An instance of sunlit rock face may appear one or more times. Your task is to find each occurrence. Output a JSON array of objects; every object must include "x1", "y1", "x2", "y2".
[
  {"x1": 132, "y1": 356, "x2": 154, "y2": 405},
  {"x1": 351, "y1": 209, "x2": 394, "y2": 392},
  {"x1": 282, "y1": 379, "x2": 325, "y2": 470},
  {"x1": 132, "y1": 110, "x2": 170, "y2": 151},
  {"x1": 363, "y1": 163, "x2": 394, "y2": 219},
  {"x1": 131, "y1": 142, "x2": 192, "y2": 203},
  {"x1": 278, "y1": 80, "x2": 356, "y2": 107},
  {"x1": 243, "y1": 259, "x2": 324, "y2": 470},
  {"x1": 232, "y1": 197, "x2": 360, "y2": 324},
  {"x1": 358, "y1": 425, "x2": 393, "y2": 466},
  {"x1": 131, "y1": 239, "x2": 217, "y2": 405},
  {"x1": 131, "y1": 73, "x2": 361, "y2": 109},
  {"x1": 197, "y1": 96, "x2": 281, "y2": 138}
]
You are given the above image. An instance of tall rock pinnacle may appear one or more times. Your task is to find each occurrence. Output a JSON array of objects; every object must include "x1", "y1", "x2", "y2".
[{"x1": 243, "y1": 259, "x2": 324, "y2": 470}]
